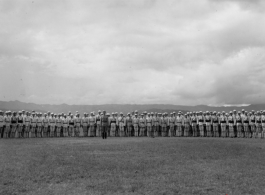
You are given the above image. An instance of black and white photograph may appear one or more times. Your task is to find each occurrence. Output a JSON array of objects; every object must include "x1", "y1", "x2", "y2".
[{"x1": 0, "y1": 0, "x2": 265, "y2": 194}]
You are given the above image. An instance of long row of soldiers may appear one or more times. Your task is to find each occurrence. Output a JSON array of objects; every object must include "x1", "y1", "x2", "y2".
[{"x1": 0, "y1": 109, "x2": 265, "y2": 139}]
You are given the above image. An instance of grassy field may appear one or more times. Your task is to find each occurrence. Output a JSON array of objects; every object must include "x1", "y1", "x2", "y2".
[{"x1": 0, "y1": 137, "x2": 265, "y2": 195}]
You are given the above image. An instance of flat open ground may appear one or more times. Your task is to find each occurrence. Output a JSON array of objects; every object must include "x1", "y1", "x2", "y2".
[{"x1": 0, "y1": 137, "x2": 265, "y2": 195}]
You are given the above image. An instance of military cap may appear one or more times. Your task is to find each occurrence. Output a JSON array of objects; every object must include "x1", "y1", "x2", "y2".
[
  {"x1": 173, "y1": 112, "x2": 176, "y2": 114},
  {"x1": 229, "y1": 111, "x2": 232, "y2": 113},
  {"x1": 257, "y1": 111, "x2": 260, "y2": 114},
  {"x1": 32, "y1": 112, "x2": 35, "y2": 115},
  {"x1": 141, "y1": 114, "x2": 144, "y2": 116},
  {"x1": 134, "y1": 114, "x2": 137, "y2": 116},
  {"x1": 200, "y1": 111, "x2": 202, "y2": 113},
  {"x1": 18, "y1": 111, "x2": 22, "y2": 114},
  {"x1": 222, "y1": 111, "x2": 225, "y2": 113},
  {"x1": 170, "y1": 113, "x2": 173, "y2": 115},
  {"x1": 120, "y1": 112, "x2": 123, "y2": 115},
  {"x1": 143, "y1": 111, "x2": 147, "y2": 114},
  {"x1": 51, "y1": 113, "x2": 54, "y2": 115},
  {"x1": 184, "y1": 114, "x2": 187, "y2": 116},
  {"x1": 102, "y1": 110, "x2": 106, "y2": 112},
  {"x1": 112, "y1": 112, "x2": 114, "y2": 115},
  {"x1": 238, "y1": 111, "x2": 241, "y2": 114},
  {"x1": 0, "y1": 110, "x2": 2, "y2": 113},
  {"x1": 206, "y1": 111, "x2": 209, "y2": 113},
  {"x1": 233, "y1": 110, "x2": 236, "y2": 112},
  {"x1": 242, "y1": 109, "x2": 245, "y2": 111},
  {"x1": 98, "y1": 110, "x2": 101, "y2": 112},
  {"x1": 147, "y1": 113, "x2": 150, "y2": 115},
  {"x1": 151, "y1": 112, "x2": 154, "y2": 114},
  {"x1": 128, "y1": 113, "x2": 131, "y2": 115},
  {"x1": 135, "y1": 110, "x2": 138, "y2": 112}
]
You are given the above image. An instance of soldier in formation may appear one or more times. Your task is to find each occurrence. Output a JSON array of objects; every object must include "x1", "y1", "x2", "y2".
[{"x1": 0, "y1": 109, "x2": 265, "y2": 139}]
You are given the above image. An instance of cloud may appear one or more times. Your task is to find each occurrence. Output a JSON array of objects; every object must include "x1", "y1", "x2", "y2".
[{"x1": 0, "y1": 0, "x2": 264, "y2": 105}]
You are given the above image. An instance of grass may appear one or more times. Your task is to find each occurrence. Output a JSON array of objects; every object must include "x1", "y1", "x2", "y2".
[{"x1": 0, "y1": 137, "x2": 265, "y2": 195}]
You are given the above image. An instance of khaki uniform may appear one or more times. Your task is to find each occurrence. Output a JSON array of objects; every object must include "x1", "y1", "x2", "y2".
[
  {"x1": 109, "y1": 116, "x2": 117, "y2": 137},
  {"x1": 0, "y1": 115, "x2": 4, "y2": 138},
  {"x1": 68, "y1": 118, "x2": 75, "y2": 137},
  {"x1": 256, "y1": 116, "x2": 262, "y2": 138},
  {"x1": 74, "y1": 117, "x2": 82, "y2": 137},
  {"x1": 31, "y1": 117, "x2": 38, "y2": 138},
  {"x1": 17, "y1": 116, "x2": 24, "y2": 138},
  {"x1": 37, "y1": 117, "x2": 43, "y2": 138},
  {"x1": 43, "y1": 117, "x2": 49, "y2": 137},
  {"x1": 81, "y1": 117, "x2": 89, "y2": 137},
  {"x1": 23, "y1": 116, "x2": 31, "y2": 138},
  {"x1": 212, "y1": 116, "x2": 219, "y2": 137},
  {"x1": 242, "y1": 114, "x2": 250, "y2": 138},
  {"x1": 227, "y1": 115, "x2": 235, "y2": 137},
  {"x1": 126, "y1": 116, "x2": 133, "y2": 137},
  {"x1": 49, "y1": 117, "x2": 56, "y2": 137},
  {"x1": 88, "y1": 116, "x2": 96, "y2": 137},
  {"x1": 117, "y1": 116, "x2": 126, "y2": 137},
  {"x1": 133, "y1": 117, "x2": 139, "y2": 137},
  {"x1": 146, "y1": 117, "x2": 153, "y2": 137},
  {"x1": 139, "y1": 117, "x2": 146, "y2": 137},
  {"x1": 175, "y1": 116, "x2": 182, "y2": 137},
  {"x1": 168, "y1": 116, "x2": 175, "y2": 137},
  {"x1": 219, "y1": 115, "x2": 227, "y2": 138},
  {"x1": 95, "y1": 114, "x2": 102, "y2": 137},
  {"x1": 183, "y1": 117, "x2": 190, "y2": 137},
  {"x1": 197, "y1": 116, "x2": 204, "y2": 137},
  {"x1": 4, "y1": 116, "x2": 11, "y2": 138},
  {"x1": 160, "y1": 117, "x2": 167, "y2": 137},
  {"x1": 190, "y1": 116, "x2": 197, "y2": 137},
  {"x1": 205, "y1": 115, "x2": 212, "y2": 137},
  {"x1": 152, "y1": 116, "x2": 159, "y2": 137},
  {"x1": 250, "y1": 115, "x2": 256, "y2": 138},
  {"x1": 261, "y1": 115, "x2": 265, "y2": 138},
  {"x1": 55, "y1": 117, "x2": 62, "y2": 137},
  {"x1": 235, "y1": 115, "x2": 243, "y2": 138}
]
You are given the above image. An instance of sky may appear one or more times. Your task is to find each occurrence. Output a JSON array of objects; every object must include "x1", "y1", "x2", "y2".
[{"x1": 0, "y1": 0, "x2": 265, "y2": 106}]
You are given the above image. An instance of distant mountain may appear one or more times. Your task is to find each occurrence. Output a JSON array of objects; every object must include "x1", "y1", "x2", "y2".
[{"x1": 0, "y1": 100, "x2": 264, "y2": 114}]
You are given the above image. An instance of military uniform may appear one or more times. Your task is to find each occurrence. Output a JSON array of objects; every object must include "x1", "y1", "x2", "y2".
[
  {"x1": 49, "y1": 115, "x2": 56, "y2": 137},
  {"x1": 88, "y1": 113, "x2": 96, "y2": 137},
  {"x1": 212, "y1": 114, "x2": 219, "y2": 137},
  {"x1": 55, "y1": 115, "x2": 62, "y2": 137},
  {"x1": 235, "y1": 113, "x2": 243, "y2": 138},
  {"x1": 250, "y1": 114, "x2": 256, "y2": 138},
  {"x1": 167, "y1": 114, "x2": 175, "y2": 137},
  {"x1": 81, "y1": 114, "x2": 88, "y2": 137},
  {"x1": 101, "y1": 112, "x2": 108, "y2": 139},
  {"x1": 68, "y1": 116, "x2": 75, "y2": 137},
  {"x1": 133, "y1": 115, "x2": 139, "y2": 137},
  {"x1": 152, "y1": 114, "x2": 159, "y2": 137},
  {"x1": 205, "y1": 113, "x2": 212, "y2": 137},
  {"x1": 227, "y1": 113, "x2": 235, "y2": 138},
  {"x1": 139, "y1": 115, "x2": 146, "y2": 137},
  {"x1": 31, "y1": 114, "x2": 38, "y2": 138},
  {"x1": 43, "y1": 115, "x2": 49, "y2": 137},
  {"x1": 37, "y1": 115, "x2": 43, "y2": 138},
  {"x1": 74, "y1": 115, "x2": 81, "y2": 137},
  {"x1": 190, "y1": 114, "x2": 197, "y2": 137},
  {"x1": 242, "y1": 114, "x2": 250, "y2": 138},
  {"x1": 23, "y1": 114, "x2": 31, "y2": 138},
  {"x1": 0, "y1": 111, "x2": 4, "y2": 138},
  {"x1": 197, "y1": 113, "x2": 204, "y2": 137},
  {"x1": 261, "y1": 113, "x2": 265, "y2": 138},
  {"x1": 146, "y1": 115, "x2": 153, "y2": 137},
  {"x1": 10, "y1": 113, "x2": 18, "y2": 138},
  {"x1": 118, "y1": 114, "x2": 126, "y2": 137},
  {"x1": 183, "y1": 115, "x2": 190, "y2": 137},
  {"x1": 126, "y1": 114, "x2": 133, "y2": 137},
  {"x1": 219, "y1": 113, "x2": 227, "y2": 138},
  {"x1": 160, "y1": 115, "x2": 167, "y2": 137},
  {"x1": 4, "y1": 113, "x2": 11, "y2": 138},
  {"x1": 109, "y1": 114, "x2": 117, "y2": 137},
  {"x1": 17, "y1": 113, "x2": 24, "y2": 138},
  {"x1": 256, "y1": 113, "x2": 262, "y2": 138},
  {"x1": 175, "y1": 114, "x2": 182, "y2": 137},
  {"x1": 95, "y1": 112, "x2": 102, "y2": 137}
]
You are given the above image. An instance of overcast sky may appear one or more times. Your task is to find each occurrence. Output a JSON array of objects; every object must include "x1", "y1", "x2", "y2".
[{"x1": 0, "y1": 0, "x2": 264, "y2": 105}]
